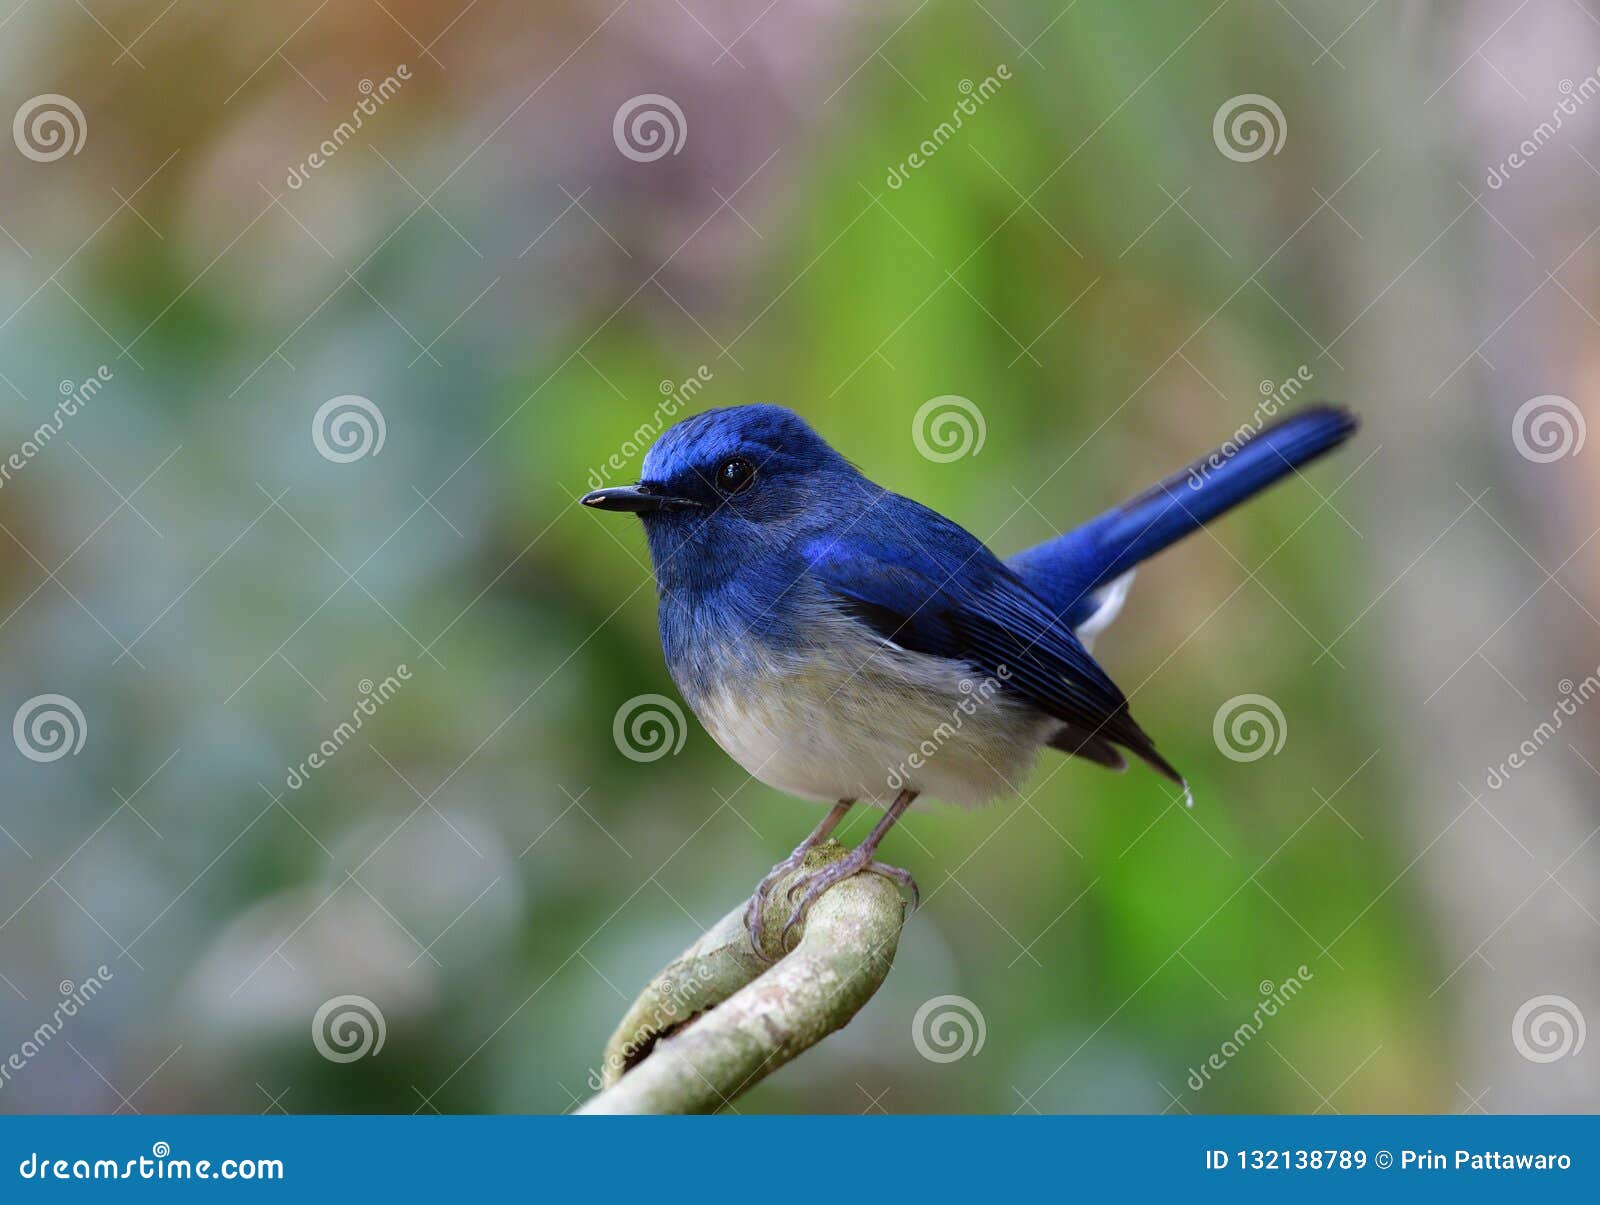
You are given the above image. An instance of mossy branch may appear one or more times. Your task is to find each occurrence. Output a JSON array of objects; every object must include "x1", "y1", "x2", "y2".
[{"x1": 578, "y1": 840, "x2": 906, "y2": 1114}]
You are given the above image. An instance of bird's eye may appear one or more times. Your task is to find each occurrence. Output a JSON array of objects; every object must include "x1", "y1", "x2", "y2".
[{"x1": 715, "y1": 456, "x2": 756, "y2": 495}]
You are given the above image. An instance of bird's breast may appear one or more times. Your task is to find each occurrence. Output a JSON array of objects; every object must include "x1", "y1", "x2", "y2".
[{"x1": 668, "y1": 610, "x2": 1054, "y2": 807}]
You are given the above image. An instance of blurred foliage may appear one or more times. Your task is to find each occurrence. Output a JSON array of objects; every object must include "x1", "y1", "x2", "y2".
[{"x1": 0, "y1": 0, "x2": 1468, "y2": 1114}]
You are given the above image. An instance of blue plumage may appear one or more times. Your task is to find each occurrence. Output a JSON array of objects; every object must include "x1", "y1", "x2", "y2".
[
  {"x1": 582, "y1": 402, "x2": 1358, "y2": 949},
  {"x1": 1009, "y1": 405, "x2": 1358, "y2": 628}
]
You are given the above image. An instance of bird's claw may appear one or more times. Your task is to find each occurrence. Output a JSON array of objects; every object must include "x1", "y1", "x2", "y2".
[
  {"x1": 866, "y1": 860, "x2": 920, "y2": 911},
  {"x1": 744, "y1": 849, "x2": 808, "y2": 962},
  {"x1": 778, "y1": 855, "x2": 918, "y2": 951}
]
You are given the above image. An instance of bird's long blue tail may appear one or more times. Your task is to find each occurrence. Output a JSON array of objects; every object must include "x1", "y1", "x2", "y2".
[{"x1": 1009, "y1": 404, "x2": 1358, "y2": 623}]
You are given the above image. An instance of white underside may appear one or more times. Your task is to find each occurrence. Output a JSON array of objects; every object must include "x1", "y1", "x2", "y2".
[{"x1": 681, "y1": 620, "x2": 1058, "y2": 807}]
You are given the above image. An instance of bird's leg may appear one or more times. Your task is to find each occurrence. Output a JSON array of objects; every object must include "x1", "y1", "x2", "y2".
[
  {"x1": 779, "y1": 788, "x2": 919, "y2": 951},
  {"x1": 745, "y1": 799, "x2": 855, "y2": 960}
]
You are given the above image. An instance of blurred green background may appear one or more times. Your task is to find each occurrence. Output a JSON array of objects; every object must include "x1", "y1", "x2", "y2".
[{"x1": 2, "y1": 0, "x2": 1598, "y2": 1114}]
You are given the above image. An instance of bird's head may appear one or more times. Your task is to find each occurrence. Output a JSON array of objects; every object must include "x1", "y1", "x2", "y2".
[{"x1": 581, "y1": 404, "x2": 860, "y2": 589}]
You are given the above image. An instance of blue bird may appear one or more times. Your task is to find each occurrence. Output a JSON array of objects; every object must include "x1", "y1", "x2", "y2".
[{"x1": 583, "y1": 402, "x2": 1357, "y2": 955}]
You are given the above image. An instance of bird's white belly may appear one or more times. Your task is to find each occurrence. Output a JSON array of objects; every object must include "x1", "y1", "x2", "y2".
[{"x1": 683, "y1": 634, "x2": 1055, "y2": 808}]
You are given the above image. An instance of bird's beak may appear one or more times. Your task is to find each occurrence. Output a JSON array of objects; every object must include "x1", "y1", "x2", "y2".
[{"x1": 580, "y1": 483, "x2": 700, "y2": 513}]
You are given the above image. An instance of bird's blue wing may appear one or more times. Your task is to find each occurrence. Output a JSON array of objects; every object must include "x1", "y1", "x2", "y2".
[{"x1": 799, "y1": 495, "x2": 1182, "y2": 784}]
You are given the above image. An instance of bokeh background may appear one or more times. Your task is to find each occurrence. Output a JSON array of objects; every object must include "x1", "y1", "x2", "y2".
[{"x1": 2, "y1": 0, "x2": 1598, "y2": 1115}]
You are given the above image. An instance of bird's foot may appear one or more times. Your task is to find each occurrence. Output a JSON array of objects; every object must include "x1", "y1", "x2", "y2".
[
  {"x1": 778, "y1": 850, "x2": 918, "y2": 951},
  {"x1": 743, "y1": 800, "x2": 858, "y2": 962},
  {"x1": 744, "y1": 846, "x2": 813, "y2": 962}
]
